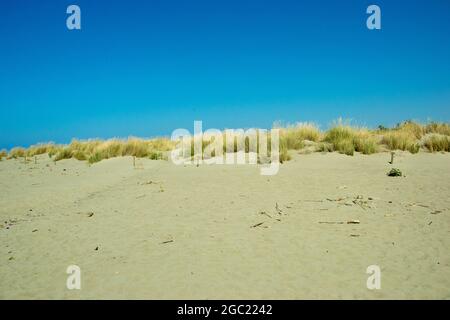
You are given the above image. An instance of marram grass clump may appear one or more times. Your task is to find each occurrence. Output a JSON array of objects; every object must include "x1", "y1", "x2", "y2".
[
  {"x1": 26, "y1": 143, "x2": 59, "y2": 157},
  {"x1": 425, "y1": 122, "x2": 450, "y2": 136},
  {"x1": 8, "y1": 147, "x2": 26, "y2": 159},
  {"x1": 0, "y1": 149, "x2": 7, "y2": 161},
  {"x1": 381, "y1": 131, "x2": 420, "y2": 153},
  {"x1": 50, "y1": 137, "x2": 176, "y2": 164},
  {"x1": 322, "y1": 123, "x2": 379, "y2": 155},
  {"x1": 421, "y1": 134, "x2": 450, "y2": 152},
  {"x1": 278, "y1": 122, "x2": 321, "y2": 150}
]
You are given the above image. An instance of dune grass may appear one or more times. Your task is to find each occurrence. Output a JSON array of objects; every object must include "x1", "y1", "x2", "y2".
[
  {"x1": 54, "y1": 147, "x2": 74, "y2": 161},
  {"x1": 318, "y1": 119, "x2": 448, "y2": 156},
  {"x1": 278, "y1": 137, "x2": 291, "y2": 163},
  {"x1": 185, "y1": 130, "x2": 291, "y2": 163},
  {"x1": 425, "y1": 122, "x2": 450, "y2": 136},
  {"x1": 4, "y1": 138, "x2": 175, "y2": 164},
  {"x1": 322, "y1": 121, "x2": 379, "y2": 155},
  {"x1": 278, "y1": 122, "x2": 321, "y2": 150},
  {"x1": 0, "y1": 149, "x2": 7, "y2": 161},
  {"x1": 8, "y1": 147, "x2": 26, "y2": 159},
  {"x1": 381, "y1": 131, "x2": 420, "y2": 153},
  {"x1": 49, "y1": 137, "x2": 176, "y2": 164},
  {"x1": 378, "y1": 121, "x2": 450, "y2": 153},
  {"x1": 323, "y1": 123, "x2": 356, "y2": 155},
  {"x1": 421, "y1": 134, "x2": 450, "y2": 152},
  {"x1": 379, "y1": 121, "x2": 426, "y2": 153},
  {"x1": 3, "y1": 120, "x2": 449, "y2": 164}
]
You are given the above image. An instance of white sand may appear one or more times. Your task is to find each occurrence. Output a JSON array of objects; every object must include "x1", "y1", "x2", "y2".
[{"x1": 0, "y1": 152, "x2": 449, "y2": 299}]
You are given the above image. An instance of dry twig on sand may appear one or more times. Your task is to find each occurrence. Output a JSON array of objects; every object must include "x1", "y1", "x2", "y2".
[{"x1": 251, "y1": 222, "x2": 265, "y2": 228}]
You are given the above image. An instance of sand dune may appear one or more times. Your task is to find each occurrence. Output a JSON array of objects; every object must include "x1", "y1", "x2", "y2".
[{"x1": 0, "y1": 152, "x2": 449, "y2": 299}]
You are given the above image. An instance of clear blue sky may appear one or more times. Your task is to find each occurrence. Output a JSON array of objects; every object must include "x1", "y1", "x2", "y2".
[{"x1": 1, "y1": 0, "x2": 449, "y2": 149}]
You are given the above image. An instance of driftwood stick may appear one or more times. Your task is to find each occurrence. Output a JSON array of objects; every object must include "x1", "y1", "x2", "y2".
[
  {"x1": 259, "y1": 211, "x2": 272, "y2": 218},
  {"x1": 389, "y1": 151, "x2": 395, "y2": 164},
  {"x1": 251, "y1": 222, "x2": 264, "y2": 228},
  {"x1": 319, "y1": 221, "x2": 344, "y2": 224}
]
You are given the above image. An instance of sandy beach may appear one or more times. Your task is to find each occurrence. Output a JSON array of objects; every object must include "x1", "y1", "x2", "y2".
[{"x1": 0, "y1": 151, "x2": 449, "y2": 299}]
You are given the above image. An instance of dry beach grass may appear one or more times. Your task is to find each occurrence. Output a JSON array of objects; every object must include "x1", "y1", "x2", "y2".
[{"x1": 4, "y1": 120, "x2": 450, "y2": 164}]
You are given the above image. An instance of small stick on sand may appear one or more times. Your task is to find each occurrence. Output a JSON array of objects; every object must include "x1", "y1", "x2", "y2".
[
  {"x1": 326, "y1": 197, "x2": 346, "y2": 202},
  {"x1": 319, "y1": 221, "x2": 344, "y2": 224},
  {"x1": 389, "y1": 151, "x2": 395, "y2": 164},
  {"x1": 251, "y1": 222, "x2": 264, "y2": 228},
  {"x1": 259, "y1": 211, "x2": 272, "y2": 218},
  {"x1": 133, "y1": 156, "x2": 136, "y2": 168},
  {"x1": 160, "y1": 240, "x2": 174, "y2": 244},
  {"x1": 275, "y1": 203, "x2": 282, "y2": 215}
]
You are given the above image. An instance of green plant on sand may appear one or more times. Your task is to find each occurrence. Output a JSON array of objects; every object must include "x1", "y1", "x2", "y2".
[{"x1": 387, "y1": 168, "x2": 402, "y2": 177}]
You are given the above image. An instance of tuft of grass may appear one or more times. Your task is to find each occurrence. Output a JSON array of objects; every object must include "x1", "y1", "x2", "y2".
[
  {"x1": 421, "y1": 134, "x2": 450, "y2": 152},
  {"x1": 396, "y1": 120, "x2": 424, "y2": 139},
  {"x1": 88, "y1": 151, "x2": 103, "y2": 164},
  {"x1": 322, "y1": 121, "x2": 379, "y2": 155},
  {"x1": 26, "y1": 143, "x2": 59, "y2": 157},
  {"x1": 69, "y1": 139, "x2": 101, "y2": 155},
  {"x1": 147, "y1": 138, "x2": 176, "y2": 152},
  {"x1": 316, "y1": 142, "x2": 334, "y2": 152},
  {"x1": 278, "y1": 122, "x2": 321, "y2": 150},
  {"x1": 323, "y1": 123, "x2": 356, "y2": 155},
  {"x1": 48, "y1": 146, "x2": 63, "y2": 158},
  {"x1": 149, "y1": 151, "x2": 165, "y2": 160},
  {"x1": 48, "y1": 137, "x2": 175, "y2": 163},
  {"x1": 381, "y1": 131, "x2": 419, "y2": 153},
  {"x1": 280, "y1": 131, "x2": 304, "y2": 150},
  {"x1": 279, "y1": 138, "x2": 291, "y2": 163},
  {"x1": 54, "y1": 148, "x2": 73, "y2": 161},
  {"x1": 100, "y1": 139, "x2": 123, "y2": 159},
  {"x1": 121, "y1": 138, "x2": 149, "y2": 157},
  {"x1": 353, "y1": 131, "x2": 379, "y2": 154},
  {"x1": 72, "y1": 150, "x2": 87, "y2": 161},
  {"x1": 0, "y1": 149, "x2": 7, "y2": 161},
  {"x1": 9, "y1": 147, "x2": 26, "y2": 159},
  {"x1": 425, "y1": 122, "x2": 450, "y2": 136}
]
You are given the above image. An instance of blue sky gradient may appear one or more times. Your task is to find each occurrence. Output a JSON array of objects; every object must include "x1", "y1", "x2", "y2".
[{"x1": 1, "y1": 0, "x2": 449, "y2": 149}]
